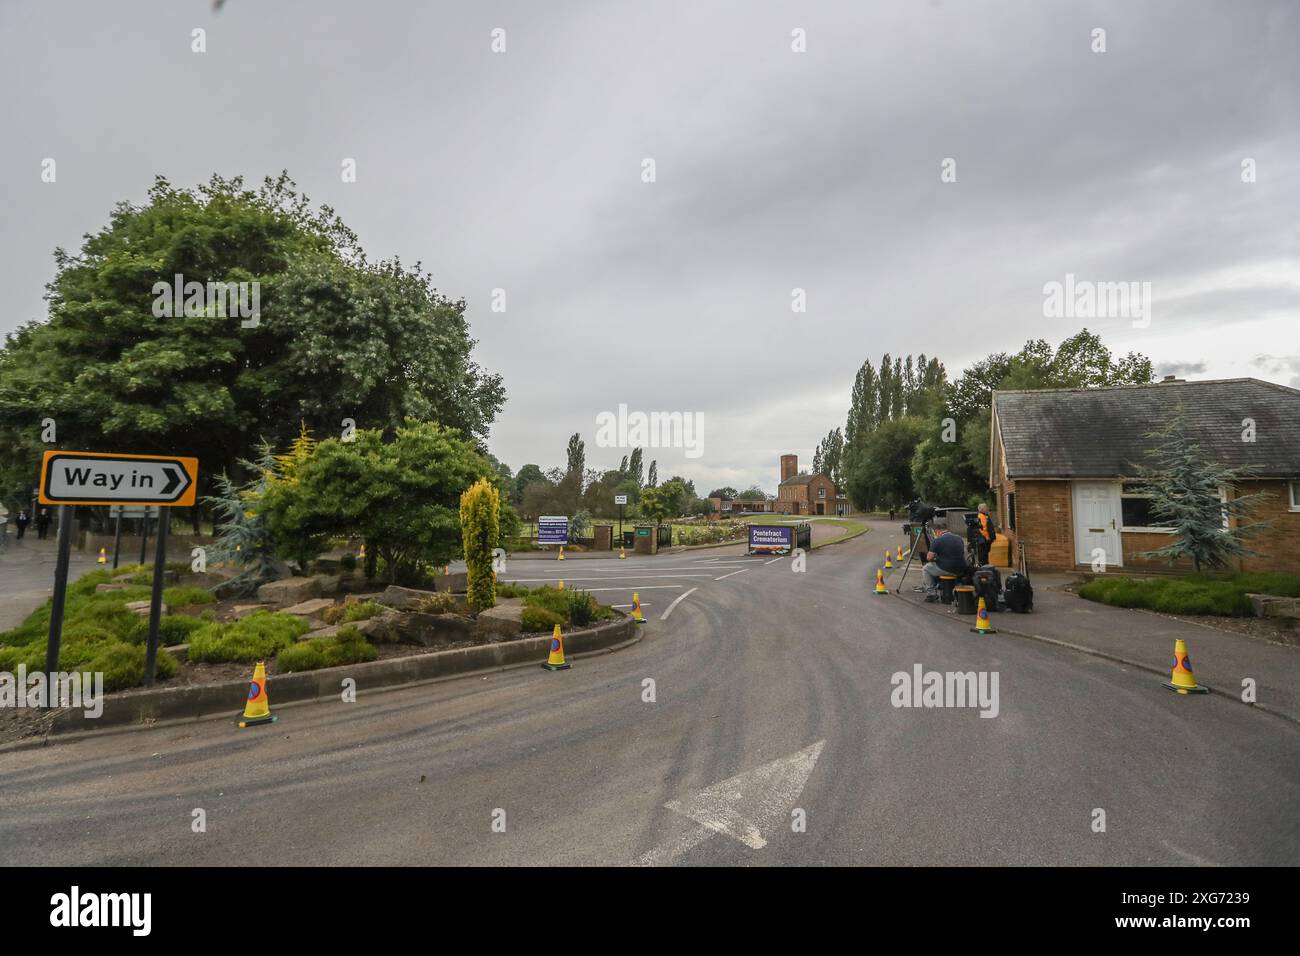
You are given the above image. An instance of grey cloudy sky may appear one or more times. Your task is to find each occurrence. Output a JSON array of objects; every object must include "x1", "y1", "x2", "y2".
[{"x1": 2, "y1": 0, "x2": 1297, "y2": 493}]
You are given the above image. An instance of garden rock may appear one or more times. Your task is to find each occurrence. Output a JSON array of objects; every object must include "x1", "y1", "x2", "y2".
[
  {"x1": 357, "y1": 610, "x2": 405, "y2": 644},
  {"x1": 282, "y1": 598, "x2": 336, "y2": 623},
  {"x1": 231, "y1": 604, "x2": 273, "y2": 619},
  {"x1": 125, "y1": 600, "x2": 168, "y2": 617},
  {"x1": 95, "y1": 583, "x2": 132, "y2": 593},
  {"x1": 377, "y1": 585, "x2": 438, "y2": 610},
  {"x1": 474, "y1": 600, "x2": 524, "y2": 642},
  {"x1": 398, "y1": 612, "x2": 474, "y2": 647},
  {"x1": 256, "y1": 576, "x2": 322, "y2": 605},
  {"x1": 434, "y1": 571, "x2": 469, "y2": 593}
]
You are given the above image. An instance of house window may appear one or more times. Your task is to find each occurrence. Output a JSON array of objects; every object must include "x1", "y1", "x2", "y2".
[
  {"x1": 1291, "y1": 481, "x2": 1300, "y2": 512},
  {"x1": 1120, "y1": 482, "x2": 1175, "y2": 532},
  {"x1": 1005, "y1": 492, "x2": 1016, "y2": 531},
  {"x1": 818, "y1": 487, "x2": 826, "y2": 498}
]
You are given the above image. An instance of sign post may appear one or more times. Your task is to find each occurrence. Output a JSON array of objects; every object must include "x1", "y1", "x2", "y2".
[
  {"x1": 537, "y1": 515, "x2": 569, "y2": 551},
  {"x1": 39, "y1": 451, "x2": 199, "y2": 689},
  {"x1": 111, "y1": 505, "x2": 123, "y2": 569},
  {"x1": 615, "y1": 494, "x2": 628, "y2": 547}
]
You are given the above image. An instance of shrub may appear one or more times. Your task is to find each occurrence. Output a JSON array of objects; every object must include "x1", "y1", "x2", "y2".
[
  {"x1": 0, "y1": 639, "x2": 177, "y2": 690},
  {"x1": 127, "y1": 615, "x2": 207, "y2": 646},
  {"x1": 1075, "y1": 574, "x2": 1288, "y2": 617},
  {"x1": 460, "y1": 477, "x2": 501, "y2": 613},
  {"x1": 111, "y1": 563, "x2": 148, "y2": 578},
  {"x1": 412, "y1": 593, "x2": 458, "y2": 615},
  {"x1": 323, "y1": 599, "x2": 383, "y2": 625},
  {"x1": 520, "y1": 606, "x2": 564, "y2": 632},
  {"x1": 162, "y1": 586, "x2": 216, "y2": 607},
  {"x1": 277, "y1": 625, "x2": 378, "y2": 672},
  {"x1": 496, "y1": 583, "x2": 531, "y2": 598},
  {"x1": 566, "y1": 589, "x2": 599, "y2": 627},
  {"x1": 187, "y1": 612, "x2": 310, "y2": 663}
]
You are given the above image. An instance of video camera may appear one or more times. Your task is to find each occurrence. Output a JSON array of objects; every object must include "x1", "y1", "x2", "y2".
[{"x1": 907, "y1": 500, "x2": 937, "y2": 525}]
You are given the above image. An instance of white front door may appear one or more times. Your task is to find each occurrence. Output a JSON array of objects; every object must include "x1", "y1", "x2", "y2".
[{"x1": 1072, "y1": 481, "x2": 1122, "y2": 567}]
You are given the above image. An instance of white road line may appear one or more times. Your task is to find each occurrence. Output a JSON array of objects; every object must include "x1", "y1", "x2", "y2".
[
  {"x1": 763, "y1": 555, "x2": 786, "y2": 565},
  {"x1": 570, "y1": 585, "x2": 684, "y2": 592},
  {"x1": 659, "y1": 587, "x2": 698, "y2": 621},
  {"x1": 505, "y1": 574, "x2": 714, "y2": 582},
  {"x1": 610, "y1": 603, "x2": 653, "y2": 609},
  {"x1": 714, "y1": 568, "x2": 750, "y2": 581}
]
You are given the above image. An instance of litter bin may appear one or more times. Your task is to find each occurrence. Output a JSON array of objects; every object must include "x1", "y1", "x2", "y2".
[{"x1": 954, "y1": 585, "x2": 978, "y2": 615}]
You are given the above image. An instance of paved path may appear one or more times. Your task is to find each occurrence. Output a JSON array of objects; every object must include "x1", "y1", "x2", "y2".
[
  {"x1": 1, "y1": 527, "x2": 1296, "y2": 866},
  {"x1": 0, "y1": 535, "x2": 100, "y2": 632}
]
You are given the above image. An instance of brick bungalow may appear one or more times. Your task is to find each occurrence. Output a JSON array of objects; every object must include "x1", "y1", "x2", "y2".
[{"x1": 989, "y1": 377, "x2": 1300, "y2": 574}]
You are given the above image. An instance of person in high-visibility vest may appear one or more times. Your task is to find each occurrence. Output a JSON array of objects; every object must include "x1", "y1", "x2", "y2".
[{"x1": 975, "y1": 503, "x2": 998, "y2": 566}]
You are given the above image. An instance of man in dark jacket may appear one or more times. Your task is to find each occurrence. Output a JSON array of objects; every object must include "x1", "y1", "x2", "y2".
[
  {"x1": 922, "y1": 529, "x2": 970, "y2": 602},
  {"x1": 15, "y1": 510, "x2": 29, "y2": 540},
  {"x1": 35, "y1": 508, "x2": 52, "y2": 540}
]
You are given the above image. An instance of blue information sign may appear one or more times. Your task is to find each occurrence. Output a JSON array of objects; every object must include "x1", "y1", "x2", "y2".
[
  {"x1": 538, "y1": 515, "x2": 569, "y2": 546},
  {"x1": 748, "y1": 524, "x2": 793, "y2": 553}
]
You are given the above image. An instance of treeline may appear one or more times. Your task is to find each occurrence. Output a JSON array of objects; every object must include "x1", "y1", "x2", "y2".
[
  {"x1": 508, "y1": 434, "x2": 711, "y2": 535},
  {"x1": 815, "y1": 331, "x2": 1155, "y2": 511}
]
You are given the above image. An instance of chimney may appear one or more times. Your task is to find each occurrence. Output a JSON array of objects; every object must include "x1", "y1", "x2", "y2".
[
  {"x1": 780, "y1": 454, "x2": 798, "y2": 483},
  {"x1": 1160, "y1": 375, "x2": 1185, "y2": 383}
]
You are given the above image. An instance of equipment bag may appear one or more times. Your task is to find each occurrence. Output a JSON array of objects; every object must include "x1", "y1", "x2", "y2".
[
  {"x1": 972, "y1": 565, "x2": 1002, "y2": 611},
  {"x1": 1004, "y1": 573, "x2": 1034, "y2": 613}
]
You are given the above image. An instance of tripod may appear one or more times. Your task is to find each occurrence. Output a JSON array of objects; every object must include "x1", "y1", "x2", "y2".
[{"x1": 893, "y1": 521, "x2": 932, "y2": 593}]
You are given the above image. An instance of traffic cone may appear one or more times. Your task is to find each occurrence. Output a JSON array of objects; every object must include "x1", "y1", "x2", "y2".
[
  {"x1": 632, "y1": 592, "x2": 645, "y2": 623},
  {"x1": 444, "y1": 564, "x2": 450, "y2": 576},
  {"x1": 884, "y1": 550, "x2": 893, "y2": 569},
  {"x1": 896, "y1": 545, "x2": 904, "y2": 562},
  {"x1": 619, "y1": 547, "x2": 626, "y2": 559},
  {"x1": 557, "y1": 546, "x2": 565, "y2": 561},
  {"x1": 542, "y1": 624, "x2": 571, "y2": 671},
  {"x1": 1163, "y1": 639, "x2": 1209, "y2": 695},
  {"x1": 873, "y1": 567, "x2": 887, "y2": 595},
  {"x1": 358, "y1": 543, "x2": 365, "y2": 561},
  {"x1": 558, "y1": 579, "x2": 565, "y2": 591},
  {"x1": 97, "y1": 547, "x2": 107, "y2": 565},
  {"x1": 238, "y1": 661, "x2": 277, "y2": 727},
  {"x1": 970, "y1": 596, "x2": 998, "y2": 634}
]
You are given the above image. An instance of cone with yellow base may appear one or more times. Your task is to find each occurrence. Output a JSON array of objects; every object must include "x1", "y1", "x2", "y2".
[
  {"x1": 97, "y1": 547, "x2": 107, "y2": 565},
  {"x1": 632, "y1": 591, "x2": 645, "y2": 623},
  {"x1": 358, "y1": 543, "x2": 366, "y2": 561},
  {"x1": 238, "y1": 661, "x2": 277, "y2": 727},
  {"x1": 557, "y1": 546, "x2": 565, "y2": 561},
  {"x1": 444, "y1": 564, "x2": 451, "y2": 576},
  {"x1": 619, "y1": 547, "x2": 626, "y2": 559},
  {"x1": 557, "y1": 579, "x2": 565, "y2": 591},
  {"x1": 884, "y1": 550, "x2": 893, "y2": 569},
  {"x1": 1163, "y1": 638, "x2": 1209, "y2": 694},
  {"x1": 542, "y1": 624, "x2": 571, "y2": 671},
  {"x1": 873, "y1": 567, "x2": 888, "y2": 595},
  {"x1": 970, "y1": 596, "x2": 997, "y2": 634},
  {"x1": 896, "y1": 545, "x2": 904, "y2": 562}
]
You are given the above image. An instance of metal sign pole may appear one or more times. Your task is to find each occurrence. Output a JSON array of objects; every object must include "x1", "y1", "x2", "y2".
[
  {"x1": 43, "y1": 505, "x2": 74, "y2": 693},
  {"x1": 139, "y1": 505, "x2": 150, "y2": 566},
  {"x1": 111, "y1": 505, "x2": 123, "y2": 569},
  {"x1": 143, "y1": 509, "x2": 170, "y2": 686}
]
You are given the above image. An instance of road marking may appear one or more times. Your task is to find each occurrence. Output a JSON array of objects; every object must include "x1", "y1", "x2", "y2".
[
  {"x1": 610, "y1": 603, "x2": 652, "y2": 609},
  {"x1": 505, "y1": 574, "x2": 714, "y2": 582},
  {"x1": 567, "y1": 585, "x2": 684, "y2": 592},
  {"x1": 659, "y1": 587, "x2": 698, "y2": 621},
  {"x1": 634, "y1": 741, "x2": 826, "y2": 866},
  {"x1": 763, "y1": 555, "x2": 786, "y2": 565},
  {"x1": 714, "y1": 568, "x2": 749, "y2": 580}
]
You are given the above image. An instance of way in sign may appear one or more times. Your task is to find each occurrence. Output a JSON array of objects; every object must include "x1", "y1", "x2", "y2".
[
  {"x1": 62, "y1": 465, "x2": 157, "y2": 492},
  {"x1": 40, "y1": 451, "x2": 198, "y2": 505}
]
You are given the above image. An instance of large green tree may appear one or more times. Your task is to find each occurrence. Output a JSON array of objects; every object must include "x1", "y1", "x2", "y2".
[
  {"x1": 260, "y1": 420, "x2": 499, "y2": 585},
  {"x1": 0, "y1": 173, "x2": 504, "y2": 518}
]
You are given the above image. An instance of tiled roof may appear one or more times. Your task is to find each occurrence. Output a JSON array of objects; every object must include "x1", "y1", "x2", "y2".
[{"x1": 993, "y1": 378, "x2": 1300, "y2": 478}]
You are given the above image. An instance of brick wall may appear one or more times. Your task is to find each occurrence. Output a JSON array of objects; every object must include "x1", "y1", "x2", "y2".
[
  {"x1": 1234, "y1": 480, "x2": 1300, "y2": 575},
  {"x1": 1007, "y1": 480, "x2": 1074, "y2": 571}
]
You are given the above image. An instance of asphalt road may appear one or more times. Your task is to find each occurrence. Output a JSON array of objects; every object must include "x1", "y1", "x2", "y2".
[{"x1": 2, "y1": 531, "x2": 1297, "y2": 866}]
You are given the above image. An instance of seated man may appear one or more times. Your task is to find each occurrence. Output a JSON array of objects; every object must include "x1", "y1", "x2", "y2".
[{"x1": 922, "y1": 528, "x2": 969, "y2": 602}]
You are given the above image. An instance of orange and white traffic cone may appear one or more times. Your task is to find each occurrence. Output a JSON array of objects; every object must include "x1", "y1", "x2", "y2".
[
  {"x1": 444, "y1": 564, "x2": 451, "y2": 576},
  {"x1": 896, "y1": 545, "x2": 904, "y2": 562},
  {"x1": 1163, "y1": 639, "x2": 1209, "y2": 694},
  {"x1": 632, "y1": 592, "x2": 645, "y2": 623},
  {"x1": 970, "y1": 596, "x2": 997, "y2": 634},
  {"x1": 542, "y1": 624, "x2": 571, "y2": 671},
  {"x1": 358, "y1": 543, "x2": 366, "y2": 561},
  {"x1": 238, "y1": 661, "x2": 277, "y2": 727},
  {"x1": 873, "y1": 567, "x2": 888, "y2": 595},
  {"x1": 97, "y1": 547, "x2": 107, "y2": 565},
  {"x1": 884, "y1": 550, "x2": 893, "y2": 569}
]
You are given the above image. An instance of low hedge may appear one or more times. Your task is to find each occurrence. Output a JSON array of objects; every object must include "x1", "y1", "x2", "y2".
[
  {"x1": 187, "y1": 612, "x2": 310, "y2": 663},
  {"x1": 277, "y1": 625, "x2": 378, "y2": 672},
  {"x1": 1077, "y1": 572, "x2": 1300, "y2": 616}
]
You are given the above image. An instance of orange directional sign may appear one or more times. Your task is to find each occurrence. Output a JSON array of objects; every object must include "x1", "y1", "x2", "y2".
[{"x1": 39, "y1": 451, "x2": 199, "y2": 507}]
